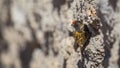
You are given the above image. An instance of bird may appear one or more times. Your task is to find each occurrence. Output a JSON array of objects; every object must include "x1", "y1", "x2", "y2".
[{"x1": 71, "y1": 20, "x2": 91, "y2": 50}]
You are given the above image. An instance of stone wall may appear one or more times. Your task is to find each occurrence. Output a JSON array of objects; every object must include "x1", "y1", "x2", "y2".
[{"x1": 0, "y1": 0, "x2": 119, "y2": 68}]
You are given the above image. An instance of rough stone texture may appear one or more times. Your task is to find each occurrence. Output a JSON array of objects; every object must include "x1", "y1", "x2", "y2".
[{"x1": 0, "y1": 0, "x2": 119, "y2": 68}]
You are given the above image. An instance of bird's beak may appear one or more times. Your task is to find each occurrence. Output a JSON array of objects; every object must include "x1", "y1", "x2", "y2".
[{"x1": 71, "y1": 23, "x2": 74, "y2": 26}]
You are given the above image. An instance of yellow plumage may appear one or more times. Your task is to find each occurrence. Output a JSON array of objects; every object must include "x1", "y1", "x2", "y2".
[{"x1": 74, "y1": 31, "x2": 87, "y2": 49}]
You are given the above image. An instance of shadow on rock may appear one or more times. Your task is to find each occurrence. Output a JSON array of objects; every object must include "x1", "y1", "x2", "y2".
[{"x1": 97, "y1": 7, "x2": 116, "y2": 68}]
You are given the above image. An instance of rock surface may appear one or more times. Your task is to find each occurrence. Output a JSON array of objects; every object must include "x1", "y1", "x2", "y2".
[{"x1": 0, "y1": 0, "x2": 119, "y2": 68}]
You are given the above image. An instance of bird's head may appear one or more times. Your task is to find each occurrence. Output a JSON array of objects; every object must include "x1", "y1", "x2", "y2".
[{"x1": 71, "y1": 20, "x2": 84, "y2": 31}]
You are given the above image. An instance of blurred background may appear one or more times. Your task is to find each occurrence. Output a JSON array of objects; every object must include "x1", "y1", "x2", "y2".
[{"x1": 0, "y1": 0, "x2": 74, "y2": 68}]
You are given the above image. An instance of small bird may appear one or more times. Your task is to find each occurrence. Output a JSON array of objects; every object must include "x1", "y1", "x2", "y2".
[{"x1": 71, "y1": 20, "x2": 91, "y2": 50}]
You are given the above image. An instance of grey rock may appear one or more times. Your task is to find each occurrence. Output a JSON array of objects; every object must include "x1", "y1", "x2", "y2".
[{"x1": 0, "y1": 0, "x2": 119, "y2": 68}]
